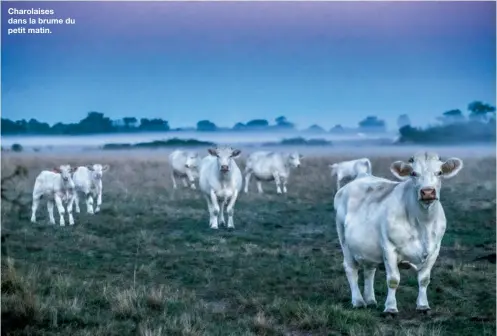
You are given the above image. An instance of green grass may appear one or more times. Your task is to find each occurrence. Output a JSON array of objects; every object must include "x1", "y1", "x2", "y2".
[{"x1": 1, "y1": 152, "x2": 495, "y2": 336}]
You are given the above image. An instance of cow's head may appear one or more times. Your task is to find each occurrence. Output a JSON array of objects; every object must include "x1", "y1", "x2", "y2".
[
  {"x1": 208, "y1": 146, "x2": 241, "y2": 173},
  {"x1": 53, "y1": 164, "x2": 76, "y2": 182},
  {"x1": 86, "y1": 164, "x2": 110, "y2": 180},
  {"x1": 390, "y1": 152, "x2": 463, "y2": 207},
  {"x1": 184, "y1": 152, "x2": 200, "y2": 169},
  {"x1": 287, "y1": 152, "x2": 303, "y2": 168}
]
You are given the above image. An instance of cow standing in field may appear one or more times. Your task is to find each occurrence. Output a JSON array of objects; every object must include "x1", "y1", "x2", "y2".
[
  {"x1": 334, "y1": 152, "x2": 463, "y2": 314},
  {"x1": 168, "y1": 150, "x2": 200, "y2": 189},
  {"x1": 31, "y1": 164, "x2": 77, "y2": 226},
  {"x1": 72, "y1": 164, "x2": 110, "y2": 214},
  {"x1": 244, "y1": 151, "x2": 303, "y2": 194},
  {"x1": 329, "y1": 158, "x2": 372, "y2": 189},
  {"x1": 199, "y1": 146, "x2": 243, "y2": 229}
]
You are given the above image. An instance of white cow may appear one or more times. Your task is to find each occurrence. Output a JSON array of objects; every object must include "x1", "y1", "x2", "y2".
[
  {"x1": 72, "y1": 164, "x2": 110, "y2": 214},
  {"x1": 244, "y1": 151, "x2": 303, "y2": 194},
  {"x1": 31, "y1": 164, "x2": 77, "y2": 226},
  {"x1": 334, "y1": 152, "x2": 463, "y2": 314},
  {"x1": 168, "y1": 150, "x2": 200, "y2": 189},
  {"x1": 199, "y1": 146, "x2": 243, "y2": 229},
  {"x1": 329, "y1": 158, "x2": 372, "y2": 189}
]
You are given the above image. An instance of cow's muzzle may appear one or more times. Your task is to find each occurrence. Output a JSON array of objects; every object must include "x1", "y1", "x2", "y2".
[
  {"x1": 420, "y1": 188, "x2": 438, "y2": 203},
  {"x1": 220, "y1": 165, "x2": 229, "y2": 172}
]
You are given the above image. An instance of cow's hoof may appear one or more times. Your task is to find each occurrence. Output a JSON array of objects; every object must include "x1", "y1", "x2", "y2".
[
  {"x1": 352, "y1": 299, "x2": 367, "y2": 308},
  {"x1": 416, "y1": 306, "x2": 431, "y2": 315},
  {"x1": 382, "y1": 308, "x2": 399, "y2": 318},
  {"x1": 365, "y1": 300, "x2": 378, "y2": 308}
]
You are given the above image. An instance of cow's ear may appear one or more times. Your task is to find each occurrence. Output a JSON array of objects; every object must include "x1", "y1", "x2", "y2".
[
  {"x1": 52, "y1": 167, "x2": 61, "y2": 173},
  {"x1": 390, "y1": 161, "x2": 412, "y2": 180},
  {"x1": 70, "y1": 167, "x2": 78, "y2": 173},
  {"x1": 231, "y1": 149, "x2": 241, "y2": 158},
  {"x1": 86, "y1": 165, "x2": 94, "y2": 171},
  {"x1": 102, "y1": 164, "x2": 110, "y2": 172},
  {"x1": 299, "y1": 154, "x2": 304, "y2": 160},
  {"x1": 208, "y1": 148, "x2": 217, "y2": 156},
  {"x1": 441, "y1": 158, "x2": 463, "y2": 179}
]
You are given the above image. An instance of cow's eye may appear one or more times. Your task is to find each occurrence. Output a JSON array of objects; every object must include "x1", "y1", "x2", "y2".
[
  {"x1": 410, "y1": 171, "x2": 418, "y2": 177},
  {"x1": 436, "y1": 171, "x2": 443, "y2": 176}
]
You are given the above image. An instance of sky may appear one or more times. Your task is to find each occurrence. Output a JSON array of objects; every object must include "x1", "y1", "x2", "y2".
[{"x1": 1, "y1": 1, "x2": 496, "y2": 130}]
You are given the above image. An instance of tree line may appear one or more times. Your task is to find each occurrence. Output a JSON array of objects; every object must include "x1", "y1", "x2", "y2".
[
  {"x1": 2, "y1": 101, "x2": 495, "y2": 144},
  {"x1": 1, "y1": 113, "x2": 389, "y2": 135}
]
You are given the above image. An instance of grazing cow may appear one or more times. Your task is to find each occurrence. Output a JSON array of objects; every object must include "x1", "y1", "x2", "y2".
[
  {"x1": 329, "y1": 158, "x2": 372, "y2": 189},
  {"x1": 31, "y1": 164, "x2": 77, "y2": 226},
  {"x1": 72, "y1": 164, "x2": 110, "y2": 214},
  {"x1": 168, "y1": 150, "x2": 200, "y2": 189},
  {"x1": 244, "y1": 151, "x2": 303, "y2": 194},
  {"x1": 199, "y1": 146, "x2": 243, "y2": 229},
  {"x1": 334, "y1": 152, "x2": 463, "y2": 314}
]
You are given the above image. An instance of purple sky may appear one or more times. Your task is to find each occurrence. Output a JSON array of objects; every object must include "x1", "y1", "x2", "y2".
[{"x1": 2, "y1": 1, "x2": 496, "y2": 129}]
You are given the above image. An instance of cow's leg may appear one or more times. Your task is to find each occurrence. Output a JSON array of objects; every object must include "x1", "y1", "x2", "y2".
[
  {"x1": 273, "y1": 171, "x2": 282, "y2": 194},
  {"x1": 244, "y1": 170, "x2": 252, "y2": 193},
  {"x1": 182, "y1": 177, "x2": 188, "y2": 188},
  {"x1": 209, "y1": 190, "x2": 220, "y2": 229},
  {"x1": 282, "y1": 176, "x2": 288, "y2": 193},
  {"x1": 31, "y1": 194, "x2": 41, "y2": 223},
  {"x1": 256, "y1": 181, "x2": 264, "y2": 194},
  {"x1": 171, "y1": 172, "x2": 178, "y2": 189},
  {"x1": 74, "y1": 192, "x2": 81, "y2": 213},
  {"x1": 47, "y1": 199, "x2": 56, "y2": 224},
  {"x1": 95, "y1": 183, "x2": 103, "y2": 213},
  {"x1": 54, "y1": 194, "x2": 66, "y2": 226},
  {"x1": 85, "y1": 191, "x2": 94, "y2": 214},
  {"x1": 226, "y1": 190, "x2": 239, "y2": 229},
  {"x1": 218, "y1": 198, "x2": 227, "y2": 226},
  {"x1": 67, "y1": 193, "x2": 76, "y2": 225},
  {"x1": 343, "y1": 255, "x2": 366, "y2": 308},
  {"x1": 416, "y1": 246, "x2": 441, "y2": 312},
  {"x1": 363, "y1": 266, "x2": 378, "y2": 307},
  {"x1": 383, "y1": 246, "x2": 400, "y2": 314}
]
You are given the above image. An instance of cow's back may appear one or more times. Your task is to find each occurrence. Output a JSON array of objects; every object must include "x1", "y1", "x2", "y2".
[{"x1": 73, "y1": 167, "x2": 90, "y2": 187}]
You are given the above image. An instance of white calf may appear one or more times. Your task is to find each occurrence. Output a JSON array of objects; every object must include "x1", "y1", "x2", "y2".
[
  {"x1": 168, "y1": 150, "x2": 200, "y2": 189},
  {"x1": 31, "y1": 164, "x2": 77, "y2": 226},
  {"x1": 244, "y1": 151, "x2": 303, "y2": 194},
  {"x1": 334, "y1": 152, "x2": 463, "y2": 314},
  {"x1": 72, "y1": 164, "x2": 109, "y2": 214},
  {"x1": 329, "y1": 158, "x2": 372, "y2": 189},
  {"x1": 199, "y1": 146, "x2": 243, "y2": 229}
]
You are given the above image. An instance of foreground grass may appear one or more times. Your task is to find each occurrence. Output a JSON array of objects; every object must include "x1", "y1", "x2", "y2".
[{"x1": 1, "y1": 152, "x2": 496, "y2": 335}]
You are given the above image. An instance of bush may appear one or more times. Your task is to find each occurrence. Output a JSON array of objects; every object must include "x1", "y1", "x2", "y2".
[{"x1": 11, "y1": 144, "x2": 23, "y2": 152}]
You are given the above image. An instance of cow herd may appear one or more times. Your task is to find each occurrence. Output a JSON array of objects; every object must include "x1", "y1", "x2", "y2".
[{"x1": 28, "y1": 147, "x2": 465, "y2": 314}]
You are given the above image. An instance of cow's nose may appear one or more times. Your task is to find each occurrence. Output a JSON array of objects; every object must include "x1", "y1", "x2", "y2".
[
  {"x1": 420, "y1": 188, "x2": 436, "y2": 199},
  {"x1": 220, "y1": 165, "x2": 229, "y2": 171},
  {"x1": 185, "y1": 164, "x2": 190, "y2": 168}
]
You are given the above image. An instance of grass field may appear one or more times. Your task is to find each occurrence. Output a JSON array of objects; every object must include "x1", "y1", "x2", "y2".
[{"x1": 1, "y1": 150, "x2": 496, "y2": 336}]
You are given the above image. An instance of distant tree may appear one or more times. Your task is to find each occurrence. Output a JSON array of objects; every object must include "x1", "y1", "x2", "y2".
[
  {"x1": 274, "y1": 116, "x2": 294, "y2": 129},
  {"x1": 197, "y1": 120, "x2": 217, "y2": 132},
  {"x1": 437, "y1": 109, "x2": 465, "y2": 125},
  {"x1": 306, "y1": 124, "x2": 325, "y2": 133},
  {"x1": 358, "y1": 116, "x2": 386, "y2": 132},
  {"x1": 246, "y1": 119, "x2": 269, "y2": 128},
  {"x1": 468, "y1": 101, "x2": 496, "y2": 122},
  {"x1": 139, "y1": 118, "x2": 170, "y2": 131},
  {"x1": 76, "y1": 111, "x2": 114, "y2": 134},
  {"x1": 396, "y1": 114, "x2": 411, "y2": 129},
  {"x1": 233, "y1": 122, "x2": 246, "y2": 130},
  {"x1": 11, "y1": 143, "x2": 23, "y2": 152},
  {"x1": 330, "y1": 124, "x2": 344, "y2": 133},
  {"x1": 123, "y1": 117, "x2": 138, "y2": 128}
]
